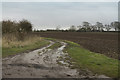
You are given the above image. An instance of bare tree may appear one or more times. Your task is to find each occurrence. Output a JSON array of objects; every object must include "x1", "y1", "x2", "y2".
[
  {"x1": 96, "y1": 22, "x2": 103, "y2": 32},
  {"x1": 82, "y1": 22, "x2": 91, "y2": 32},
  {"x1": 105, "y1": 24, "x2": 111, "y2": 31},
  {"x1": 82, "y1": 22, "x2": 90, "y2": 28},
  {"x1": 111, "y1": 21, "x2": 120, "y2": 31},
  {"x1": 69, "y1": 25, "x2": 76, "y2": 31}
]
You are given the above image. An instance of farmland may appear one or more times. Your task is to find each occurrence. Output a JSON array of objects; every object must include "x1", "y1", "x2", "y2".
[
  {"x1": 2, "y1": 2, "x2": 120, "y2": 78},
  {"x1": 35, "y1": 32, "x2": 118, "y2": 59}
]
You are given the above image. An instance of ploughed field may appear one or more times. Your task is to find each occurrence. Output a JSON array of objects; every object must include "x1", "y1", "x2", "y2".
[{"x1": 34, "y1": 32, "x2": 118, "y2": 59}]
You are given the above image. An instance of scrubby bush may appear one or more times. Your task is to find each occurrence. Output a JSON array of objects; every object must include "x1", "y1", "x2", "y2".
[
  {"x1": 2, "y1": 19, "x2": 33, "y2": 41},
  {"x1": 18, "y1": 19, "x2": 32, "y2": 33},
  {"x1": 2, "y1": 20, "x2": 18, "y2": 34}
]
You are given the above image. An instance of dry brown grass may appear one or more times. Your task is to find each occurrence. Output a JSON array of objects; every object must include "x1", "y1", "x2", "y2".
[{"x1": 2, "y1": 34, "x2": 42, "y2": 48}]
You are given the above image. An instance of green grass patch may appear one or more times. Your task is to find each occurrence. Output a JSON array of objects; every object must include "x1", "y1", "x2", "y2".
[
  {"x1": 64, "y1": 40, "x2": 119, "y2": 78},
  {"x1": 44, "y1": 37, "x2": 62, "y2": 49},
  {"x1": 48, "y1": 42, "x2": 62, "y2": 49},
  {"x1": 2, "y1": 40, "x2": 50, "y2": 58},
  {"x1": 44, "y1": 37, "x2": 57, "y2": 41}
]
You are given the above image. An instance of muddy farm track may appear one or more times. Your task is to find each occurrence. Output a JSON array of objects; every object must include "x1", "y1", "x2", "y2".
[
  {"x1": 2, "y1": 40, "x2": 109, "y2": 78},
  {"x1": 37, "y1": 32, "x2": 118, "y2": 59}
]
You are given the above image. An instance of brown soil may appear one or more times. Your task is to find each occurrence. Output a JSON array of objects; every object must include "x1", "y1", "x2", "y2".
[{"x1": 35, "y1": 32, "x2": 118, "y2": 59}]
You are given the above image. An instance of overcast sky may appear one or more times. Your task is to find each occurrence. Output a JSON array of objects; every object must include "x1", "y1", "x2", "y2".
[{"x1": 2, "y1": 2, "x2": 118, "y2": 30}]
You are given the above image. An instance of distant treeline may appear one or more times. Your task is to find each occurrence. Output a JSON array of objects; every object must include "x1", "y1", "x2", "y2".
[
  {"x1": 1, "y1": 20, "x2": 120, "y2": 34},
  {"x1": 34, "y1": 21, "x2": 120, "y2": 32}
]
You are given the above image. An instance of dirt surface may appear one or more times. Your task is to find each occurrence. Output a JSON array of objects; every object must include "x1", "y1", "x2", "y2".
[
  {"x1": 2, "y1": 40, "x2": 109, "y2": 78},
  {"x1": 36, "y1": 32, "x2": 118, "y2": 59}
]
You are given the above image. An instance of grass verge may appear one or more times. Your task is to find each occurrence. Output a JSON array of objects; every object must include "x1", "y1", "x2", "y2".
[
  {"x1": 2, "y1": 38, "x2": 50, "y2": 58},
  {"x1": 44, "y1": 37, "x2": 62, "y2": 49},
  {"x1": 64, "y1": 40, "x2": 119, "y2": 78},
  {"x1": 48, "y1": 42, "x2": 62, "y2": 49}
]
